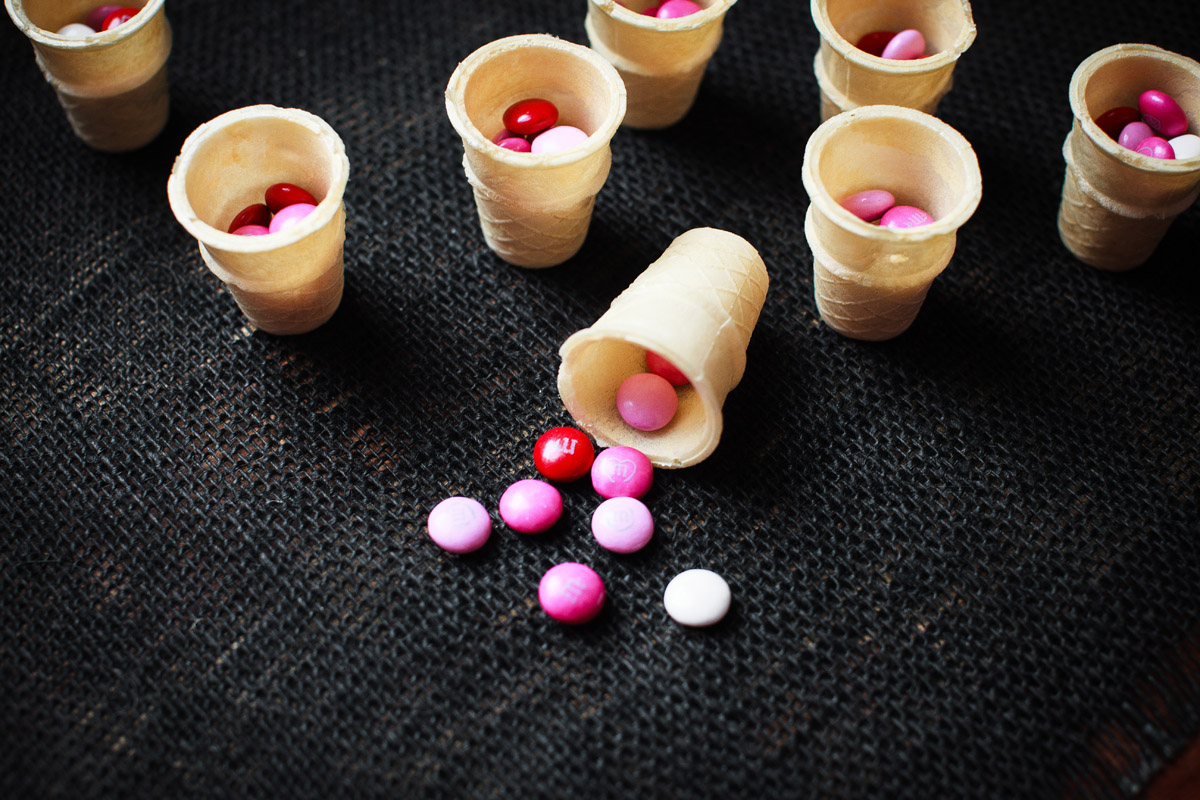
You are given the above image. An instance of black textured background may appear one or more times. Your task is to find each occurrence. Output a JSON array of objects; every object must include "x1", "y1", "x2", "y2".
[{"x1": 2, "y1": 0, "x2": 1199, "y2": 797}]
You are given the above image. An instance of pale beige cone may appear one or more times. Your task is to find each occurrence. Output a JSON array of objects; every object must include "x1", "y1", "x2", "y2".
[
  {"x1": 167, "y1": 105, "x2": 350, "y2": 336},
  {"x1": 584, "y1": 0, "x2": 735, "y2": 129},
  {"x1": 811, "y1": 0, "x2": 975, "y2": 121},
  {"x1": 445, "y1": 35, "x2": 626, "y2": 269},
  {"x1": 1058, "y1": 44, "x2": 1200, "y2": 271},
  {"x1": 5, "y1": 0, "x2": 170, "y2": 152},
  {"x1": 801, "y1": 105, "x2": 981, "y2": 341},
  {"x1": 558, "y1": 228, "x2": 768, "y2": 469}
]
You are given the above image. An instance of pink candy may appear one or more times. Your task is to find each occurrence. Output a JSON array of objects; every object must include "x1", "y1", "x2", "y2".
[
  {"x1": 1139, "y1": 90, "x2": 1189, "y2": 138},
  {"x1": 591, "y1": 496, "x2": 654, "y2": 553},
  {"x1": 841, "y1": 189, "x2": 896, "y2": 222},
  {"x1": 232, "y1": 224, "x2": 271, "y2": 236},
  {"x1": 656, "y1": 0, "x2": 703, "y2": 18},
  {"x1": 539, "y1": 562, "x2": 605, "y2": 624},
  {"x1": 1118, "y1": 121, "x2": 1154, "y2": 150},
  {"x1": 267, "y1": 202, "x2": 316, "y2": 234},
  {"x1": 531, "y1": 125, "x2": 589, "y2": 155},
  {"x1": 617, "y1": 372, "x2": 677, "y2": 431},
  {"x1": 880, "y1": 29, "x2": 925, "y2": 60},
  {"x1": 498, "y1": 478, "x2": 563, "y2": 534},
  {"x1": 427, "y1": 496, "x2": 492, "y2": 554},
  {"x1": 496, "y1": 136, "x2": 532, "y2": 153},
  {"x1": 1135, "y1": 137, "x2": 1175, "y2": 160},
  {"x1": 880, "y1": 205, "x2": 934, "y2": 229},
  {"x1": 591, "y1": 446, "x2": 653, "y2": 499}
]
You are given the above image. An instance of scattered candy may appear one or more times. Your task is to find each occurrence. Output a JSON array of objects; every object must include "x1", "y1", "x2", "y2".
[
  {"x1": 840, "y1": 189, "x2": 896, "y2": 222},
  {"x1": 57, "y1": 23, "x2": 96, "y2": 37},
  {"x1": 880, "y1": 205, "x2": 934, "y2": 229},
  {"x1": 617, "y1": 372, "x2": 678, "y2": 432},
  {"x1": 232, "y1": 225, "x2": 271, "y2": 236},
  {"x1": 427, "y1": 496, "x2": 492, "y2": 554},
  {"x1": 656, "y1": 0, "x2": 702, "y2": 18},
  {"x1": 533, "y1": 426, "x2": 595, "y2": 483},
  {"x1": 496, "y1": 136, "x2": 532, "y2": 153},
  {"x1": 100, "y1": 7, "x2": 139, "y2": 31},
  {"x1": 645, "y1": 351, "x2": 688, "y2": 386},
  {"x1": 268, "y1": 202, "x2": 317, "y2": 234},
  {"x1": 265, "y1": 182, "x2": 318, "y2": 214},
  {"x1": 1117, "y1": 121, "x2": 1154, "y2": 151},
  {"x1": 531, "y1": 125, "x2": 589, "y2": 155},
  {"x1": 1139, "y1": 90, "x2": 1188, "y2": 138},
  {"x1": 1168, "y1": 133, "x2": 1200, "y2": 160},
  {"x1": 86, "y1": 5, "x2": 123, "y2": 30},
  {"x1": 1135, "y1": 137, "x2": 1175, "y2": 160},
  {"x1": 1094, "y1": 106, "x2": 1142, "y2": 140},
  {"x1": 663, "y1": 569, "x2": 731, "y2": 627},
  {"x1": 880, "y1": 28, "x2": 925, "y2": 60},
  {"x1": 503, "y1": 98, "x2": 558, "y2": 137},
  {"x1": 498, "y1": 479, "x2": 563, "y2": 534},
  {"x1": 591, "y1": 497, "x2": 654, "y2": 554},
  {"x1": 227, "y1": 203, "x2": 272, "y2": 233},
  {"x1": 539, "y1": 562, "x2": 605, "y2": 624},
  {"x1": 591, "y1": 446, "x2": 654, "y2": 500},
  {"x1": 855, "y1": 30, "x2": 896, "y2": 57}
]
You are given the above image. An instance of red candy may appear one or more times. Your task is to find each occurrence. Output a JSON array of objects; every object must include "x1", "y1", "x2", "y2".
[
  {"x1": 646, "y1": 351, "x2": 688, "y2": 386},
  {"x1": 227, "y1": 203, "x2": 271, "y2": 233},
  {"x1": 1094, "y1": 106, "x2": 1142, "y2": 141},
  {"x1": 533, "y1": 426, "x2": 595, "y2": 483},
  {"x1": 855, "y1": 31, "x2": 896, "y2": 57},
  {"x1": 503, "y1": 99, "x2": 558, "y2": 137},
  {"x1": 264, "y1": 183, "x2": 318, "y2": 214},
  {"x1": 100, "y1": 7, "x2": 139, "y2": 31}
]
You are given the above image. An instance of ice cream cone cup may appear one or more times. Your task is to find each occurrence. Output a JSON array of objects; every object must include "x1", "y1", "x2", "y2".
[
  {"x1": 1058, "y1": 44, "x2": 1200, "y2": 271},
  {"x1": 5, "y1": 0, "x2": 171, "y2": 152},
  {"x1": 801, "y1": 105, "x2": 981, "y2": 341},
  {"x1": 445, "y1": 34, "x2": 626, "y2": 269},
  {"x1": 557, "y1": 228, "x2": 768, "y2": 469},
  {"x1": 584, "y1": 0, "x2": 735, "y2": 130},
  {"x1": 811, "y1": 0, "x2": 975, "y2": 121},
  {"x1": 167, "y1": 105, "x2": 350, "y2": 336}
]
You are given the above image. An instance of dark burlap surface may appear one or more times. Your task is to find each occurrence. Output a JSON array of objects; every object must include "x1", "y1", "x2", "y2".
[{"x1": 2, "y1": 0, "x2": 1199, "y2": 797}]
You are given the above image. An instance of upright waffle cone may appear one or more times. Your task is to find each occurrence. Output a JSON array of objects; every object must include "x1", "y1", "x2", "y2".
[
  {"x1": 801, "y1": 105, "x2": 981, "y2": 341},
  {"x1": 5, "y1": 0, "x2": 170, "y2": 152},
  {"x1": 811, "y1": 0, "x2": 974, "y2": 121},
  {"x1": 445, "y1": 35, "x2": 626, "y2": 269},
  {"x1": 584, "y1": 0, "x2": 735, "y2": 130},
  {"x1": 167, "y1": 106, "x2": 351, "y2": 336},
  {"x1": 1058, "y1": 44, "x2": 1200, "y2": 271},
  {"x1": 558, "y1": 228, "x2": 768, "y2": 469}
]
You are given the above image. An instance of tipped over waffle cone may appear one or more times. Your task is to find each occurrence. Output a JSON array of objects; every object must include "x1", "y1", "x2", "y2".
[
  {"x1": 1058, "y1": 44, "x2": 1200, "y2": 271},
  {"x1": 167, "y1": 105, "x2": 351, "y2": 336},
  {"x1": 584, "y1": 0, "x2": 735, "y2": 130},
  {"x1": 801, "y1": 105, "x2": 981, "y2": 341},
  {"x1": 811, "y1": 0, "x2": 974, "y2": 121},
  {"x1": 558, "y1": 228, "x2": 768, "y2": 469},
  {"x1": 5, "y1": 0, "x2": 171, "y2": 152},
  {"x1": 445, "y1": 34, "x2": 626, "y2": 268}
]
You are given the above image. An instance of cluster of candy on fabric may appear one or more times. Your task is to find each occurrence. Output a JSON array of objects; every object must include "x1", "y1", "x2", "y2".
[
  {"x1": 227, "y1": 183, "x2": 319, "y2": 236},
  {"x1": 1094, "y1": 90, "x2": 1200, "y2": 160},
  {"x1": 492, "y1": 98, "x2": 589, "y2": 155},
  {"x1": 56, "y1": 5, "x2": 140, "y2": 36}
]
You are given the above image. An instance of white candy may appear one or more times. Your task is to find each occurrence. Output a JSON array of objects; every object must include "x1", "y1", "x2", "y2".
[
  {"x1": 663, "y1": 569, "x2": 731, "y2": 627},
  {"x1": 1168, "y1": 134, "x2": 1200, "y2": 160},
  {"x1": 56, "y1": 23, "x2": 96, "y2": 37}
]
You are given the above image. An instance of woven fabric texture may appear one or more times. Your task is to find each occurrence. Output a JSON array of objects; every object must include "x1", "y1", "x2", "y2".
[{"x1": 2, "y1": 0, "x2": 1198, "y2": 797}]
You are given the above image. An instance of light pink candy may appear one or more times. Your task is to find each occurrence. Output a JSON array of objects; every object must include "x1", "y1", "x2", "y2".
[
  {"x1": 591, "y1": 497, "x2": 654, "y2": 554},
  {"x1": 1138, "y1": 90, "x2": 1189, "y2": 138},
  {"x1": 617, "y1": 372, "x2": 678, "y2": 431},
  {"x1": 880, "y1": 205, "x2": 934, "y2": 229},
  {"x1": 657, "y1": 0, "x2": 702, "y2": 18},
  {"x1": 232, "y1": 224, "x2": 271, "y2": 236},
  {"x1": 1134, "y1": 136, "x2": 1175, "y2": 160},
  {"x1": 1117, "y1": 121, "x2": 1154, "y2": 150},
  {"x1": 880, "y1": 29, "x2": 925, "y2": 60},
  {"x1": 427, "y1": 496, "x2": 491, "y2": 554},
  {"x1": 267, "y1": 202, "x2": 316, "y2": 234},
  {"x1": 591, "y1": 446, "x2": 654, "y2": 499},
  {"x1": 498, "y1": 478, "x2": 562, "y2": 534},
  {"x1": 840, "y1": 189, "x2": 896, "y2": 222},
  {"x1": 539, "y1": 562, "x2": 605, "y2": 624},
  {"x1": 530, "y1": 125, "x2": 589, "y2": 155}
]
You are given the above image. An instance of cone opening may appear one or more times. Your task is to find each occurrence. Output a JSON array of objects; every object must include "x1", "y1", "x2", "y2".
[
  {"x1": 1073, "y1": 45, "x2": 1200, "y2": 168},
  {"x1": 448, "y1": 35, "x2": 625, "y2": 164},
  {"x1": 596, "y1": 0, "x2": 734, "y2": 30},
  {"x1": 813, "y1": 0, "x2": 974, "y2": 66},
  {"x1": 8, "y1": 0, "x2": 161, "y2": 45},
  {"x1": 802, "y1": 105, "x2": 981, "y2": 240},
  {"x1": 167, "y1": 106, "x2": 349, "y2": 251}
]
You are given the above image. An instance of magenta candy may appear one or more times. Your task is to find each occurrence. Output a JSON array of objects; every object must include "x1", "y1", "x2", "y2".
[
  {"x1": 591, "y1": 497, "x2": 654, "y2": 554},
  {"x1": 497, "y1": 136, "x2": 532, "y2": 153},
  {"x1": 531, "y1": 125, "x2": 589, "y2": 155},
  {"x1": 880, "y1": 205, "x2": 933, "y2": 229},
  {"x1": 591, "y1": 446, "x2": 654, "y2": 500},
  {"x1": 498, "y1": 479, "x2": 563, "y2": 534},
  {"x1": 840, "y1": 189, "x2": 896, "y2": 222},
  {"x1": 617, "y1": 373, "x2": 678, "y2": 432},
  {"x1": 1138, "y1": 90, "x2": 1189, "y2": 138},
  {"x1": 539, "y1": 562, "x2": 605, "y2": 624},
  {"x1": 232, "y1": 224, "x2": 271, "y2": 236},
  {"x1": 657, "y1": 0, "x2": 703, "y2": 18},
  {"x1": 267, "y1": 203, "x2": 316, "y2": 234},
  {"x1": 86, "y1": 5, "x2": 123, "y2": 30},
  {"x1": 427, "y1": 496, "x2": 492, "y2": 554},
  {"x1": 1117, "y1": 121, "x2": 1154, "y2": 150},
  {"x1": 641, "y1": 5, "x2": 660, "y2": 15},
  {"x1": 1134, "y1": 137, "x2": 1175, "y2": 160},
  {"x1": 880, "y1": 28, "x2": 925, "y2": 60}
]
